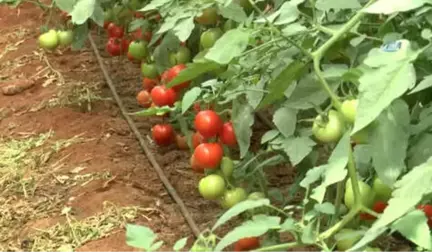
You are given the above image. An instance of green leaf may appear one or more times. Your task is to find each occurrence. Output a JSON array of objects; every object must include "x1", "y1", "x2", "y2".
[
  {"x1": 139, "y1": 0, "x2": 171, "y2": 11},
  {"x1": 282, "y1": 23, "x2": 307, "y2": 36},
  {"x1": 71, "y1": 23, "x2": 88, "y2": 50},
  {"x1": 301, "y1": 221, "x2": 316, "y2": 244},
  {"x1": 90, "y1": 3, "x2": 104, "y2": 27},
  {"x1": 232, "y1": 100, "x2": 254, "y2": 158},
  {"x1": 363, "y1": 0, "x2": 429, "y2": 14},
  {"x1": 259, "y1": 61, "x2": 308, "y2": 108},
  {"x1": 55, "y1": 0, "x2": 76, "y2": 12},
  {"x1": 128, "y1": 19, "x2": 150, "y2": 32},
  {"x1": 150, "y1": 241, "x2": 164, "y2": 251},
  {"x1": 310, "y1": 132, "x2": 350, "y2": 203},
  {"x1": 261, "y1": 130, "x2": 279, "y2": 144},
  {"x1": 174, "y1": 17, "x2": 195, "y2": 42},
  {"x1": 166, "y1": 62, "x2": 221, "y2": 88},
  {"x1": 407, "y1": 133, "x2": 432, "y2": 168},
  {"x1": 282, "y1": 136, "x2": 316, "y2": 166},
  {"x1": 280, "y1": 218, "x2": 296, "y2": 232},
  {"x1": 212, "y1": 199, "x2": 270, "y2": 231},
  {"x1": 349, "y1": 157, "x2": 432, "y2": 251},
  {"x1": 316, "y1": 0, "x2": 361, "y2": 11},
  {"x1": 352, "y1": 55, "x2": 417, "y2": 134},
  {"x1": 205, "y1": 29, "x2": 250, "y2": 65},
  {"x1": 274, "y1": 2, "x2": 300, "y2": 25},
  {"x1": 173, "y1": 237, "x2": 189, "y2": 251},
  {"x1": 70, "y1": 0, "x2": 96, "y2": 25},
  {"x1": 283, "y1": 65, "x2": 344, "y2": 109},
  {"x1": 300, "y1": 165, "x2": 326, "y2": 188},
  {"x1": 273, "y1": 107, "x2": 297, "y2": 137},
  {"x1": 181, "y1": 87, "x2": 201, "y2": 114},
  {"x1": 314, "y1": 202, "x2": 335, "y2": 215},
  {"x1": 408, "y1": 75, "x2": 432, "y2": 94},
  {"x1": 246, "y1": 77, "x2": 266, "y2": 109},
  {"x1": 131, "y1": 105, "x2": 176, "y2": 117},
  {"x1": 391, "y1": 210, "x2": 432, "y2": 249},
  {"x1": 215, "y1": 215, "x2": 280, "y2": 251},
  {"x1": 218, "y1": 2, "x2": 247, "y2": 23},
  {"x1": 126, "y1": 224, "x2": 157, "y2": 250},
  {"x1": 370, "y1": 99, "x2": 410, "y2": 185}
]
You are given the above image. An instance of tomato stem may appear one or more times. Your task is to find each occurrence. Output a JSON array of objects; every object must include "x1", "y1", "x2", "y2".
[
  {"x1": 331, "y1": 181, "x2": 345, "y2": 225},
  {"x1": 255, "y1": 241, "x2": 300, "y2": 251}
]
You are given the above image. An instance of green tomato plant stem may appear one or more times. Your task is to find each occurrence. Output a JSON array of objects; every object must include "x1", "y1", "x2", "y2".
[
  {"x1": 331, "y1": 181, "x2": 344, "y2": 225},
  {"x1": 310, "y1": 0, "x2": 377, "y2": 110}
]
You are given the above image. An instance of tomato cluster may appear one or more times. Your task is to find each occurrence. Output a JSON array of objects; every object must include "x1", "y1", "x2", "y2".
[{"x1": 38, "y1": 29, "x2": 73, "y2": 50}]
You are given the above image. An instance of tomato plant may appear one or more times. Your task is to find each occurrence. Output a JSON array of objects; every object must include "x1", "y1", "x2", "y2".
[{"x1": 40, "y1": 0, "x2": 432, "y2": 251}]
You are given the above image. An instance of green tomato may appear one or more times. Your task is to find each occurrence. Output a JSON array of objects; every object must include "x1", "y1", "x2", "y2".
[
  {"x1": 129, "y1": 40, "x2": 148, "y2": 60},
  {"x1": 223, "y1": 19, "x2": 237, "y2": 32},
  {"x1": 170, "y1": 47, "x2": 191, "y2": 65},
  {"x1": 220, "y1": 157, "x2": 234, "y2": 177},
  {"x1": 312, "y1": 110, "x2": 345, "y2": 143},
  {"x1": 198, "y1": 174, "x2": 226, "y2": 200},
  {"x1": 200, "y1": 28, "x2": 223, "y2": 49},
  {"x1": 341, "y1": 99, "x2": 358, "y2": 124},
  {"x1": 344, "y1": 178, "x2": 375, "y2": 209},
  {"x1": 141, "y1": 63, "x2": 158, "y2": 78},
  {"x1": 372, "y1": 177, "x2": 392, "y2": 202},
  {"x1": 335, "y1": 229, "x2": 362, "y2": 251},
  {"x1": 57, "y1": 30, "x2": 73, "y2": 47},
  {"x1": 221, "y1": 187, "x2": 247, "y2": 208},
  {"x1": 38, "y1": 29, "x2": 59, "y2": 50},
  {"x1": 248, "y1": 192, "x2": 265, "y2": 200}
]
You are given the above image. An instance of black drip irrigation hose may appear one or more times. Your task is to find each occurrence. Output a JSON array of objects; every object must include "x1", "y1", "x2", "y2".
[{"x1": 87, "y1": 34, "x2": 201, "y2": 238}]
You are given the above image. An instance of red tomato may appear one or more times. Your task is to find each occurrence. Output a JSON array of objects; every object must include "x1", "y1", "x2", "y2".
[
  {"x1": 106, "y1": 38, "x2": 122, "y2": 56},
  {"x1": 360, "y1": 201, "x2": 388, "y2": 220},
  {"x1": 192, "y1": 132, "x2": 206, "y2": 149},
  {"x1": 134, "y1": 12, "x2": 144, "y2": 18},
  {"x1": 132, "y1": 29, "x2": 143, "y2": 40},
  {"x1": 152, "y1": 124, "x2": 174, "y2": 146},
  {"x1": 219, "y1": 122, "x2": 237, "y2": 146},
  {"x1": 193, "y1": 102, "x2": 201, "y2": 112},
  {"x1": 150, "y1": 85, "x2": 177, "y2": 107},
  {"x1": 136, "y1": 90, "x2": 152, "y2": 108},
  {"x1": 233, "y1": 237, "x2": 260, "y2": 251},
  {"x1": 176, "y1": 134, "x2": 188, "y2": 150},
  {"x1": 190, "y1": 154, "x2": 204, "y2": 173},
  {"x1": 107, "y1": 23, "x2": 124, "y2": 38},
  {"x1": 121, "y1": 38, "x2": 130, "y2": 54},
  {"x1": 417, "y1": 204, "x2": 432, "y2": 227},
  {"x1": 194, "y1": 143, "x2": 223, "y2": 169},
  {"x1": 194, "y1": 110, "x2": 223, "y2": 138},
  {"x1": 142, "y1": 78, "x2": 158, "y2": 91},
  {"x1": 143, "y1": 31, "x2": 152, "y2": 42},
  {"x1": 418, "y1": 204, "x2": 432, "y2": 217},
  {"x1": 104, "y1": 21, "x2": 112, "y2": 29},
  {"x1": 161, "y1": 64, "x2": 190, "y2": 91}
]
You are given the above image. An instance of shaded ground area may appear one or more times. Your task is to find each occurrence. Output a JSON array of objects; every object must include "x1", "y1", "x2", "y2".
[{"x1": 0, "y1": 2, "x2": 299, "y2": 251}]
